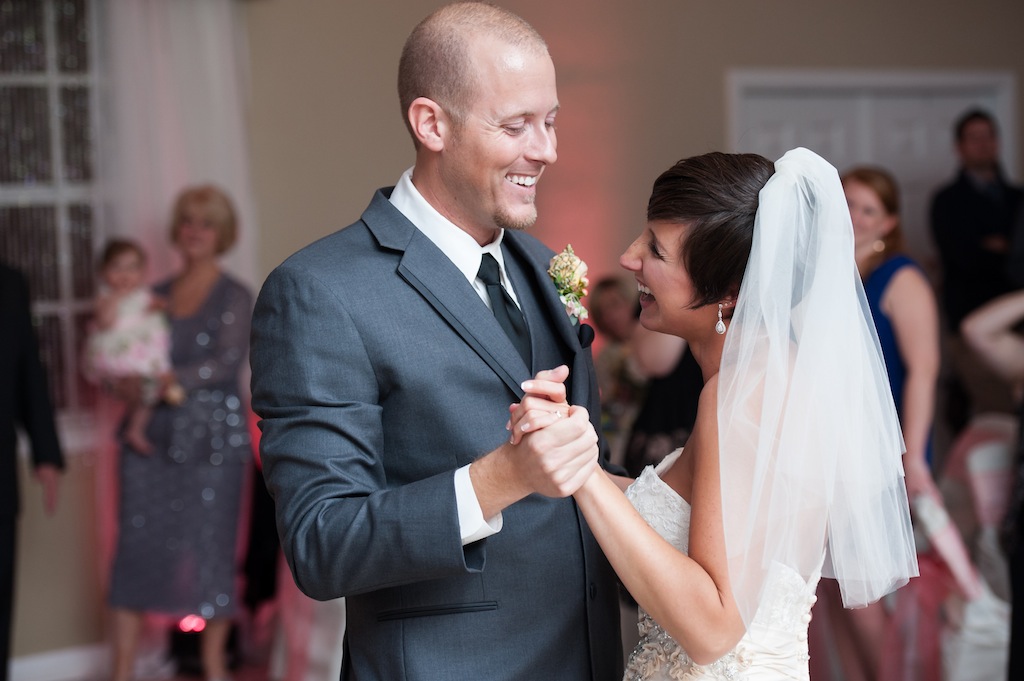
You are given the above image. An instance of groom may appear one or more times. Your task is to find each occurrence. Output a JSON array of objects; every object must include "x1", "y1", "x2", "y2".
[{"x1": 250, "y1": 3, "x2": 622, "y2": 679}]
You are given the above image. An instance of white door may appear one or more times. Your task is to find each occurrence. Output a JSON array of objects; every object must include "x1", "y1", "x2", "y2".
[{"x1": 728, "y1": 70, "x2": 1017, "y2": 278}]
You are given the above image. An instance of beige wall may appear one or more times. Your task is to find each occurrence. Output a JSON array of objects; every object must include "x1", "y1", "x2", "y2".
[
  {"x1": 14, "y1": 0, "x2": 1024, "y2": 664},
  {"x1": 13, "y1": 450, "x2": 105, "y2": 656},
  {"x1": 243, "y1": 0, "x2": 1024, "y2": 286}
]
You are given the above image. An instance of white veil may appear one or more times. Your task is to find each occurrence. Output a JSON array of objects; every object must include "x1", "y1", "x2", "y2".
[{"x1": 717, "y1": 147, "x2": 919, "y2": 626}]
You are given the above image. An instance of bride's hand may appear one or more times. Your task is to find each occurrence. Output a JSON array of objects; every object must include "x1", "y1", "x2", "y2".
[{"x1": 507, "y1": 365, "x2": 571, "y2": 445}]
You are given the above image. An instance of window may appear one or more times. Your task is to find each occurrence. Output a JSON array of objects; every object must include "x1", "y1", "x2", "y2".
[{"x1": 0, "y1": 0, "x2": 100, "y2": 417}]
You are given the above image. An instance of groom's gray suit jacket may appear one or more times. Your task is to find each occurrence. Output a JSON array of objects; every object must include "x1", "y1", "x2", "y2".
[{"x1": 251, "y1": 189, "x2": 623, "y2": 681}]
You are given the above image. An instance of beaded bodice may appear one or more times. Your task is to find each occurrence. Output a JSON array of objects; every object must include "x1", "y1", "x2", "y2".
[{"x1": 622, "y1": 451, "x2": 820, "y2": 680}]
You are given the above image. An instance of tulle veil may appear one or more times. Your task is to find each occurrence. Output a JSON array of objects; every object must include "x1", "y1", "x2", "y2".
[{"x1": 717, "y1": 147, "x2": 919, "y2": 626}]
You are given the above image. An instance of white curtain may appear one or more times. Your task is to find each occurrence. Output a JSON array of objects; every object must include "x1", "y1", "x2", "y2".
[
  {"x1": 92, "y1": 0, "x2": 261, "y2": 611},
  {"x1": 98, "y1": 0, "x2": 259, "y2": 289}
]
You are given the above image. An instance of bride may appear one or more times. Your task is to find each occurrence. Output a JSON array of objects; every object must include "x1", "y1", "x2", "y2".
[{"x1": 512, "y1": 148, "x2": 919, "y2": 679}]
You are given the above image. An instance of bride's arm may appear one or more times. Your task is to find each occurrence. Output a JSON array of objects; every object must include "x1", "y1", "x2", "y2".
[
  {"x1": 605, "y1": 471, "x2": 634, "y2": 491},
  {"x1": 572, "y1": 375, "x2": 745, "y2": 665},
  {"x1": 510, "y1": 372, "x2": 745, "y2": 662}
]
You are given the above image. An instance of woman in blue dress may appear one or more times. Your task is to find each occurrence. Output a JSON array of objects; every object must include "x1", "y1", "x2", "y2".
[
  {"x1": 846, "y1": 166, "x2": 941, "y2": 492},
  {"x1": 816, "y1": 166, "x2": 944, "y2": 681}
]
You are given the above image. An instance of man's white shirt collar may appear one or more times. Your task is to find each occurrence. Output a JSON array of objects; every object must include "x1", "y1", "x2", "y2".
[{"x1": 389, "y1": 168, "x2": 516, "y2": 294}]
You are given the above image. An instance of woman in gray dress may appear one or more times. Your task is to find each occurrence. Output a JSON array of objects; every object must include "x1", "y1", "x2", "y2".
[{"x1": 108, "y1": 185, "x2": 253, "y2": 681}]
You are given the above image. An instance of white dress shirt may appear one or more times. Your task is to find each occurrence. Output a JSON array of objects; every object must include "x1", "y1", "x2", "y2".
[{"x1": 389, "y1": 168, "x2": 515, "y2": 545}]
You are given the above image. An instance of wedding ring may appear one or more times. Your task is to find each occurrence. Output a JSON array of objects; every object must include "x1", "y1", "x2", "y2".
[{"x1": 554, "y1": 409, "x2": 563, "y2": 419}]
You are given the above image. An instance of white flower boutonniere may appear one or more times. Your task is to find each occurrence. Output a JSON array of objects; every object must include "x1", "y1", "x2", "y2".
[{"x1": 548, "y1": 244, "x2": 589, "y2": 324}]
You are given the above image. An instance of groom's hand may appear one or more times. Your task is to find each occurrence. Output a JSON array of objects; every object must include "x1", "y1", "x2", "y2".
[
  {"x1": 506, "y1": 364, "x2": 598, "y2": 496},
  {"x1": 508, "y1": 405, "x2": 600, "y2": 499},
  {"x1": 470, "y1": 366, "x2": 599, "y2": 517}
]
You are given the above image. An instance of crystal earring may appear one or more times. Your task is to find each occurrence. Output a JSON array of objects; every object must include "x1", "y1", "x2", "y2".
[{"x1": 715, "y1": 303, "x2": 726, "y2": 335}]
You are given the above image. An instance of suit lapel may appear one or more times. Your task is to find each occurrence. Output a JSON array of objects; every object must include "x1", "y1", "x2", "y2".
[
  {"x1": 504, "y1": 236, "x2": 580, "y2": 353},
  {"x1": 363, "y1": 193, "x2": 529, "y2": 396},
  {"x1": 502, "y1": 234, "x2": 593, "y2": 407}
]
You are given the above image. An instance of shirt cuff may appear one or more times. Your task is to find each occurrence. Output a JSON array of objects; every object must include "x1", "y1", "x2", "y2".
[{"x1": 455, "y1": 464, "x2": 503, "y2": 545}]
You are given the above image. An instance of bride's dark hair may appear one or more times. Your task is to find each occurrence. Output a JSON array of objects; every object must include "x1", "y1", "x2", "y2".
[{"x1": 647, "y1": 152, "x2": 774, "y2": 309}]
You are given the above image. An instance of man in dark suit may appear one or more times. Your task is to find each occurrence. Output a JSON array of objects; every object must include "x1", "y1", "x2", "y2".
[
  {"x1": 250, "y1": 3, "x2": 622, "y2": 679},
  {"x1": 930, "y1": 109, "x2": 1023, "y2": 430},
  {"x1": 931, "y1": 109, "x2": 1022, "y2": 332},
  {"x1": 0, "y1": 263, "x2": 63, "y2": 681}
]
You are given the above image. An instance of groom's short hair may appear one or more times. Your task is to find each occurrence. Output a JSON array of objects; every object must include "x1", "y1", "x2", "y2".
[{"x1": 397, "y1": 2, "x2": 548, "y2": 143}]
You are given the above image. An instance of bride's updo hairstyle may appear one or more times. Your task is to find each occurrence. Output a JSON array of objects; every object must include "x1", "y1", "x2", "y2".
[{"x1": 646, "y1": 153, "x2": 774, "y2": 310}]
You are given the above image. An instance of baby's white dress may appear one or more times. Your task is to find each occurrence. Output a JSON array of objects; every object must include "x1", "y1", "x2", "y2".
[{"x1": 84, "y1": 288, "x2": 171, "y2": 380}]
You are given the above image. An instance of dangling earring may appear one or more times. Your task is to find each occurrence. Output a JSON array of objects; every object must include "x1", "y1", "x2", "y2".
[{"x1": 715, "y1": 303, "x2": 726, "y2": 335}]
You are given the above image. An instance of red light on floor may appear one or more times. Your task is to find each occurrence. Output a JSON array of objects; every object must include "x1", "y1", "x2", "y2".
[{"x1": 178, "y1": 614, "x2": 206, "y2": 633}]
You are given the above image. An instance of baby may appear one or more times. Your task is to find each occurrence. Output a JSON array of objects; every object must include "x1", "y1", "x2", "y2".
[{"x1": 84, "y1": 239, "x2": 183, "y2": 453}]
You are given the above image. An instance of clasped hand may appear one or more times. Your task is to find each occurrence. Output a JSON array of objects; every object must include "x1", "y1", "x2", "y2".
[{"x1": 505, "y1": 365, "x2": 599, "y2": 498}]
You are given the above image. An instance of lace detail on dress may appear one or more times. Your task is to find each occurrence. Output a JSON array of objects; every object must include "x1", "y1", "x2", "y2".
[
  {"x1": 622, "y1": 450, "x2": 819, "y2": 680},
  {"x1": 625, "y1": 451, "x2": 690, "y2": 551},
  {"x1": 626, "y1": 609, "x2": 754, "y2": 681}
]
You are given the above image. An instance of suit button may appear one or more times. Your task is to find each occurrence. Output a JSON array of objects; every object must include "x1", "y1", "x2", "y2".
[{"x1": 589, "y1": 582, "x2": 597, "y2": 600}]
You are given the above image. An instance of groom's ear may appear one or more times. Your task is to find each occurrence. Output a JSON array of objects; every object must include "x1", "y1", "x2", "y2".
[{"x1": 408, "y1": 97, "x2": 449, "y2": 152}]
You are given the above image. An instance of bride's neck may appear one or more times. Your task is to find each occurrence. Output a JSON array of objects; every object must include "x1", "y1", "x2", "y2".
[{"x1": 688, "y1": 339, "x2": 723, "y2": 384}]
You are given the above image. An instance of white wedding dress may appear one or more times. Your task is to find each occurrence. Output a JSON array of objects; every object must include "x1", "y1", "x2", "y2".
[{"x1": 622, "y1": 450, "x2": 821, "y2": 681}]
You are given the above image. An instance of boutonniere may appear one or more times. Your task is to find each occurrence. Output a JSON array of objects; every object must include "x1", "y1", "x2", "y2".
[{"x1": 548, "y1": 244, "x2": 589, "y2": 324}]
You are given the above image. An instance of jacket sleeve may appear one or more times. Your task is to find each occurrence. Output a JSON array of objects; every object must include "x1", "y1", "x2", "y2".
[
  {"x1": 11, "y1": 268, "x2": 63, "y2": 471},
  {"x1": 250, "y1": 261, "x2": 477, "y2": 601}
]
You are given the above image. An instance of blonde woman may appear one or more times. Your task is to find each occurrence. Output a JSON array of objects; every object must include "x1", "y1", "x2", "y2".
[{"x1": 108, "y1": 186, "x2": 253, "y2": 681}]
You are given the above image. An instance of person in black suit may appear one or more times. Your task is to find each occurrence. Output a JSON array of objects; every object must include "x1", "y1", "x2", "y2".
[
  {"x1": 0, "y1": 263, "x2": 63, "y2": 681},
  {"x1": 930, "y1": 109, "x2": 1023, "y2": 430}
]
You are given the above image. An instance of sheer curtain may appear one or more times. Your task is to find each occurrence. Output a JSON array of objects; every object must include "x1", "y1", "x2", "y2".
[
  {"x1": 93, "y1": 0, "x2": 260, "y2": 605},
  {"x1": 98, "y1": 0, "x2": 259, "y2": 288}
]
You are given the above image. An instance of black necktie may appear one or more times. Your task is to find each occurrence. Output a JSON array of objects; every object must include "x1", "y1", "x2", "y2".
[{"x1": 477, "y1": 253, "x2": 531, "y2": 366}]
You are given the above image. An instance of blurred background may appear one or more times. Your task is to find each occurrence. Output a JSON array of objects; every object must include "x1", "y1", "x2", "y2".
[{"x1": 3, "y1": 0, "x2": 1023, "y2": 679}]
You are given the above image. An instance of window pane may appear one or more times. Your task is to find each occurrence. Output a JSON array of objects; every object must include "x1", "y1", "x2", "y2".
[
  {"x1": 0, "y1": 86, "x2": 53, "y2": 184},
  {"x1": 61, "y1": 86, "x2": 92, "y2": 181},
  {"x1": 0, "y1": 0, "x2": 99, "y2": 417},
  {"x1": 0, "y1": 0, "x2": 47, "y2": 73},
  {"x1": 56, "y1": 0, "x2": 89, "y2": 73},
  {"x1": 34, "y1": 313, "x2": 67, "y2": 410},
  {"x1": 0, "y1": 205, "x2": 59, "y2": 301},
  {"x1": 69, "y1": 202, "x2": 94, "y2": 298}
]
